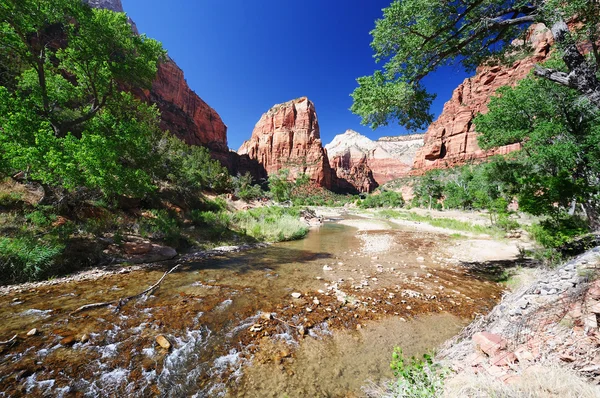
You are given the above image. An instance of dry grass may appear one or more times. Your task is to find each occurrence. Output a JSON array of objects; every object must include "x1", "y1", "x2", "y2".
[{"x1": 443, "y1": 364, "x2": 600, "y2": 398}]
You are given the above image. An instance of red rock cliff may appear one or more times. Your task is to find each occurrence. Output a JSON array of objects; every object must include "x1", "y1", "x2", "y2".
[
  {"x1": 89, "y1": 0, "x2": 229, "y2": 153},
  {"x1": 412, "y1": 24, "x2": 553, "y2": 173},
  {"x1": 141, "y1": 60, "x2": 229, "y2": 152},
  {"x1": 238, "y1": 97, "x2": 334, "y2": 189}
]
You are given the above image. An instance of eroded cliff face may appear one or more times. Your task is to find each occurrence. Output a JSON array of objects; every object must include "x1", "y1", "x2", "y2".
[
  {"x1": 412, "y1": 24, "x2": 553, "y2": 173},
  {"x1": 325, "y1": 130, "x2": 423, "y2": 188},
  {"x1": 87, "y1": 0, "x2": 265, "y2": 178},
  {"x1": 238, "y1": 97, "x2": 336, "y2": 189},
  {"x1": 139, "y1": 60, "x2": 229, "y2": 152}
]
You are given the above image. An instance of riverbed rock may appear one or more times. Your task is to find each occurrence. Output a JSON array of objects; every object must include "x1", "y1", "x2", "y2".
[
  {"x1": 122, "y1": 242, "x2": 153, "y2": 255},
  {"x1": 60, "y1": 336, "x2": 76, "y2": 346},
  {"x1": 26, "y1": 329, "x2": 37, "y2": 337},
  {"x1": 155, "y1": 335, "x2": 171, "y2": 350},
  {"x1": 291, "y1": 292, "x2": 302, "y2": 299},
  {"x1": 108, "y1": 244, "x2": 178, "y2": 264}
]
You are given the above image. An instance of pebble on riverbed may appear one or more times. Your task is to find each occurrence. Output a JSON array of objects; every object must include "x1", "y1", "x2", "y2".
[{"x1": 155, "y1": 335, "x2": 171, "y2": 350}]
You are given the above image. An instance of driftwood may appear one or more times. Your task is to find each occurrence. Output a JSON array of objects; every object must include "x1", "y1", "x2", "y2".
[
  {"x1": 0, "y1": 334, "x2": 17, "y2": 345},
  {"x1": 70, "y1": 263, "x2": 182, "y2": 316}
]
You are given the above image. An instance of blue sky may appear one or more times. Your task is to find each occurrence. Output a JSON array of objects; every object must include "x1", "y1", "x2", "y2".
[{"x1": 121, "y1": 0, "x2": 471, "y2": 150}]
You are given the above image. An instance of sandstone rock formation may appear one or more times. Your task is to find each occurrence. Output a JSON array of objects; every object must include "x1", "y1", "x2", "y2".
[
  {"x1": 412, "y1": 24, "x2": 553, "y2": 173},
  {"x1": 88, "y1": 0, "x2": 266, "y2": 180},
  {"x1": 326, "y1": 130, "x2": 423, "y2": 187},
  {"x1": 140, "y1": 60, "x2": 229, "y2": 153},
  {"x1": 238, "y1": 97, "x2": 335, "y2": 189}
]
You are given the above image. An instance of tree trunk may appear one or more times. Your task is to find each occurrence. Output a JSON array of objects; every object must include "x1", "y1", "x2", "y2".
[{"x1": 536, "y1": 20, "x2": 600, "y2": 108}]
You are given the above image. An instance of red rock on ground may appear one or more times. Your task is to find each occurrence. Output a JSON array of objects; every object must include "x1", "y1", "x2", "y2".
[
  {"x1": 238, "y1": 97, "x2": 335, "y2": 189},
  {"x1": 473, "y1": 331, "x2": 508, "y2": 357},
  {"x1": 412, "y1": 24, "x2": 553, "y2": 174}
]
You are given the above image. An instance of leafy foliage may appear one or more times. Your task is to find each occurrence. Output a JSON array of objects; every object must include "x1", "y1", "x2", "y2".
[
  {"x1": 352, "y1": 0, "x2": 600, "y2": 129},
  {"x1": 475, "y1": 64, "x2": 600, "y2": 226},
  {"x1": 387, "y1": 348, "x2": 447, "y2": 398},
  {"x1": 0, "y1": 0, "x2": 166, "y2": 198},
  {"x1": 412, "y1": 171, "x2": 444, "y2": 209},
  {"x1": 0, "y1": 236, "x2": 64, "y2": 282},
  {"x1": 159, "y1": 134, "x2": 231, "y2": 193},
  {"x1": 359, "y1": 190, "x2": 404, "y2": 209},
  {"x1": 232, "y1": 207, "x2": 309, "y2": 242},
  {"x1": 231, "y1": 172, "x2": 264, "y2": 202}
]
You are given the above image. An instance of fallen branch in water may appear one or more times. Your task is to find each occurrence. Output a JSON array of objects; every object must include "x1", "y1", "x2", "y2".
[
  {"x1": 0, "y1": 334, "x2": 17, "y2": 345},
  {"x1": 273, "y1": 316, "x2": 300, "y2": 329},
  {"x1": 70, "y1": 264, "x2": 182, "y2": 316}
]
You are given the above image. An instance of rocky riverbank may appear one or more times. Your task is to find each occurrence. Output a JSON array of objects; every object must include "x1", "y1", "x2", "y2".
[{"x1": 439, "y1": 247, "x2": 600, "y2": 397}]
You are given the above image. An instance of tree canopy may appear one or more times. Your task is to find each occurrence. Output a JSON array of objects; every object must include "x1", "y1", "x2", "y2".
[
  {"x1": 352, "y1": 0, "x2": 600, "y2": 130},
  {"x1": 474, "y1": 57, "x2": 600, "y2": 226},
  {"x1": 0, "y1": 0, "x2": 166, "y2": 197}
]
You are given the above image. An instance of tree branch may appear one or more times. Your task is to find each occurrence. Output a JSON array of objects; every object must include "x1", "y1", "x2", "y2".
[
  {"x1": 70, "y1": 263, "x2": 182, "y2": 316},
  {"x1": 533, "y1": 66, "x2": 570, "y2": 86}
]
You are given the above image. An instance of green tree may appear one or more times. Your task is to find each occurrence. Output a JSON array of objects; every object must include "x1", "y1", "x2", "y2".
[
  {"x1": 412, "y1": 171, "x2": 443, "y2": 209},
  {"x1": 231, "y1": 172, "x2": 264, "y2": 201},
  {"x1": 475, "y1": 60, "x2": 600, "y2": 227},
  {"x1": 268, "y1": 169, "x2": 293, "y2": 202},
  {"x1": 159, "y1": 133, "x2": 231, "y2": 193},
  {"x1": 352, "y1": 0, "x2": 600, "y2": 130},
  {"x1": 0, "y1": 0, "x2": 166, "y2": 198}
]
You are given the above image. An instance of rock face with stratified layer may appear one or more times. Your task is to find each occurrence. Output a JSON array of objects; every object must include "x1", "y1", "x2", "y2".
[
  {"x1": 238, "y1": 97, "x2": 335, "y2": 189},
  {"x1": 139, "y1": 60, "x2": 229, "y2": 153},
  {"x1": 412, "y1": 24, "x2": 554, "y2": 173},
  {"x1": 325, "y1": 130, "x2": 423, "y2": 188},
  {"x1": 88, "y1": 0, "x2": 267, "y2": 179}
]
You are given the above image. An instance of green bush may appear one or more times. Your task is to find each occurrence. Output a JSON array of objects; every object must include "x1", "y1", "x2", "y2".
[
  {"x1": 360, "y1": 191, "x2": 405, "y2": 209},
  {"x1": 529, "y1": 215, "x2": 589, "y2": 249},
  {"x1": 232, "y1": 207, "x2": 308, "y2": 242},
  {"x1": 387, "y1": 348, "x2": 447, "y2": 398},
  {"x1": 232, "y1": 172, "x2": 264, "y2": 202},
  {"x1": 25, "y1": 209, "x2": 56, "y2": 228},
  {"x1": 139, "y1": 209, "x2": 184, "y2": 246},
  {"x1": 0, "y1": 191, "x2": 24, "y2": 207},
  {"x1": 0, "y1": 237, "x2": 64, "y2": 282}
]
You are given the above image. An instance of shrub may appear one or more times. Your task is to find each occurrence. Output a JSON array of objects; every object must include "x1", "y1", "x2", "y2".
[
  {"x1": 232, "y1": 172, "x2": 264, "y2": 202},
  {"x1": 386, "y1": 348, "x2": 447, "y2": 398},
  {"x1": 232, "y1": 207, "x2": 308, "y2": 242},
  {"x1": 190, "y1": 210, "x2": 232, "y2": 239},
  {"x1": 160, "y1": 134, "x2": 231, "y2": 193},
  {"x1": 360, "y1": 191, "x2": 405, "y2": 209},
  {"x1": 0, "y1": 237, "x2": 64, "y2": 282},
  {"x1": 529, "y1": 215, "x2": 589, "y2": 249},
  {"x1": 139, "y1": 209, "x2": 185, "y2": 246}
]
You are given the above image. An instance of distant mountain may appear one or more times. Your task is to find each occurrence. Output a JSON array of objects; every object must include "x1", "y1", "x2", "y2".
[{"x1": 325, "y1": 130, "x2": 423, "y2": 185}]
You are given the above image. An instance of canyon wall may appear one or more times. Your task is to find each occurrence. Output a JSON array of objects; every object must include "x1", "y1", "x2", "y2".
[
  {"x1": 238, "y1": 97, "x2": 335, "y2": 189},
  {"x1": 412, "y1": 24, "x2": 553, "y2": 173},
  {"x1": 326, "y1": 130, "x2": 423, "y2": 188},
  {"x1": 88, "y1": 0, "x2": 266, "y2": 179}
]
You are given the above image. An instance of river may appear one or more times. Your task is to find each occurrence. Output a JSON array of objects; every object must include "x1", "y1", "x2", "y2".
[{"x1": 0, "y1": 215, "x2": 504, "y2": 397}]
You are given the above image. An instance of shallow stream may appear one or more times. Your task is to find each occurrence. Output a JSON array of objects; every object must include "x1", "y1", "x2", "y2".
[{"x1": 0, "y1": 217, "x2": 503, "y2": 397}]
